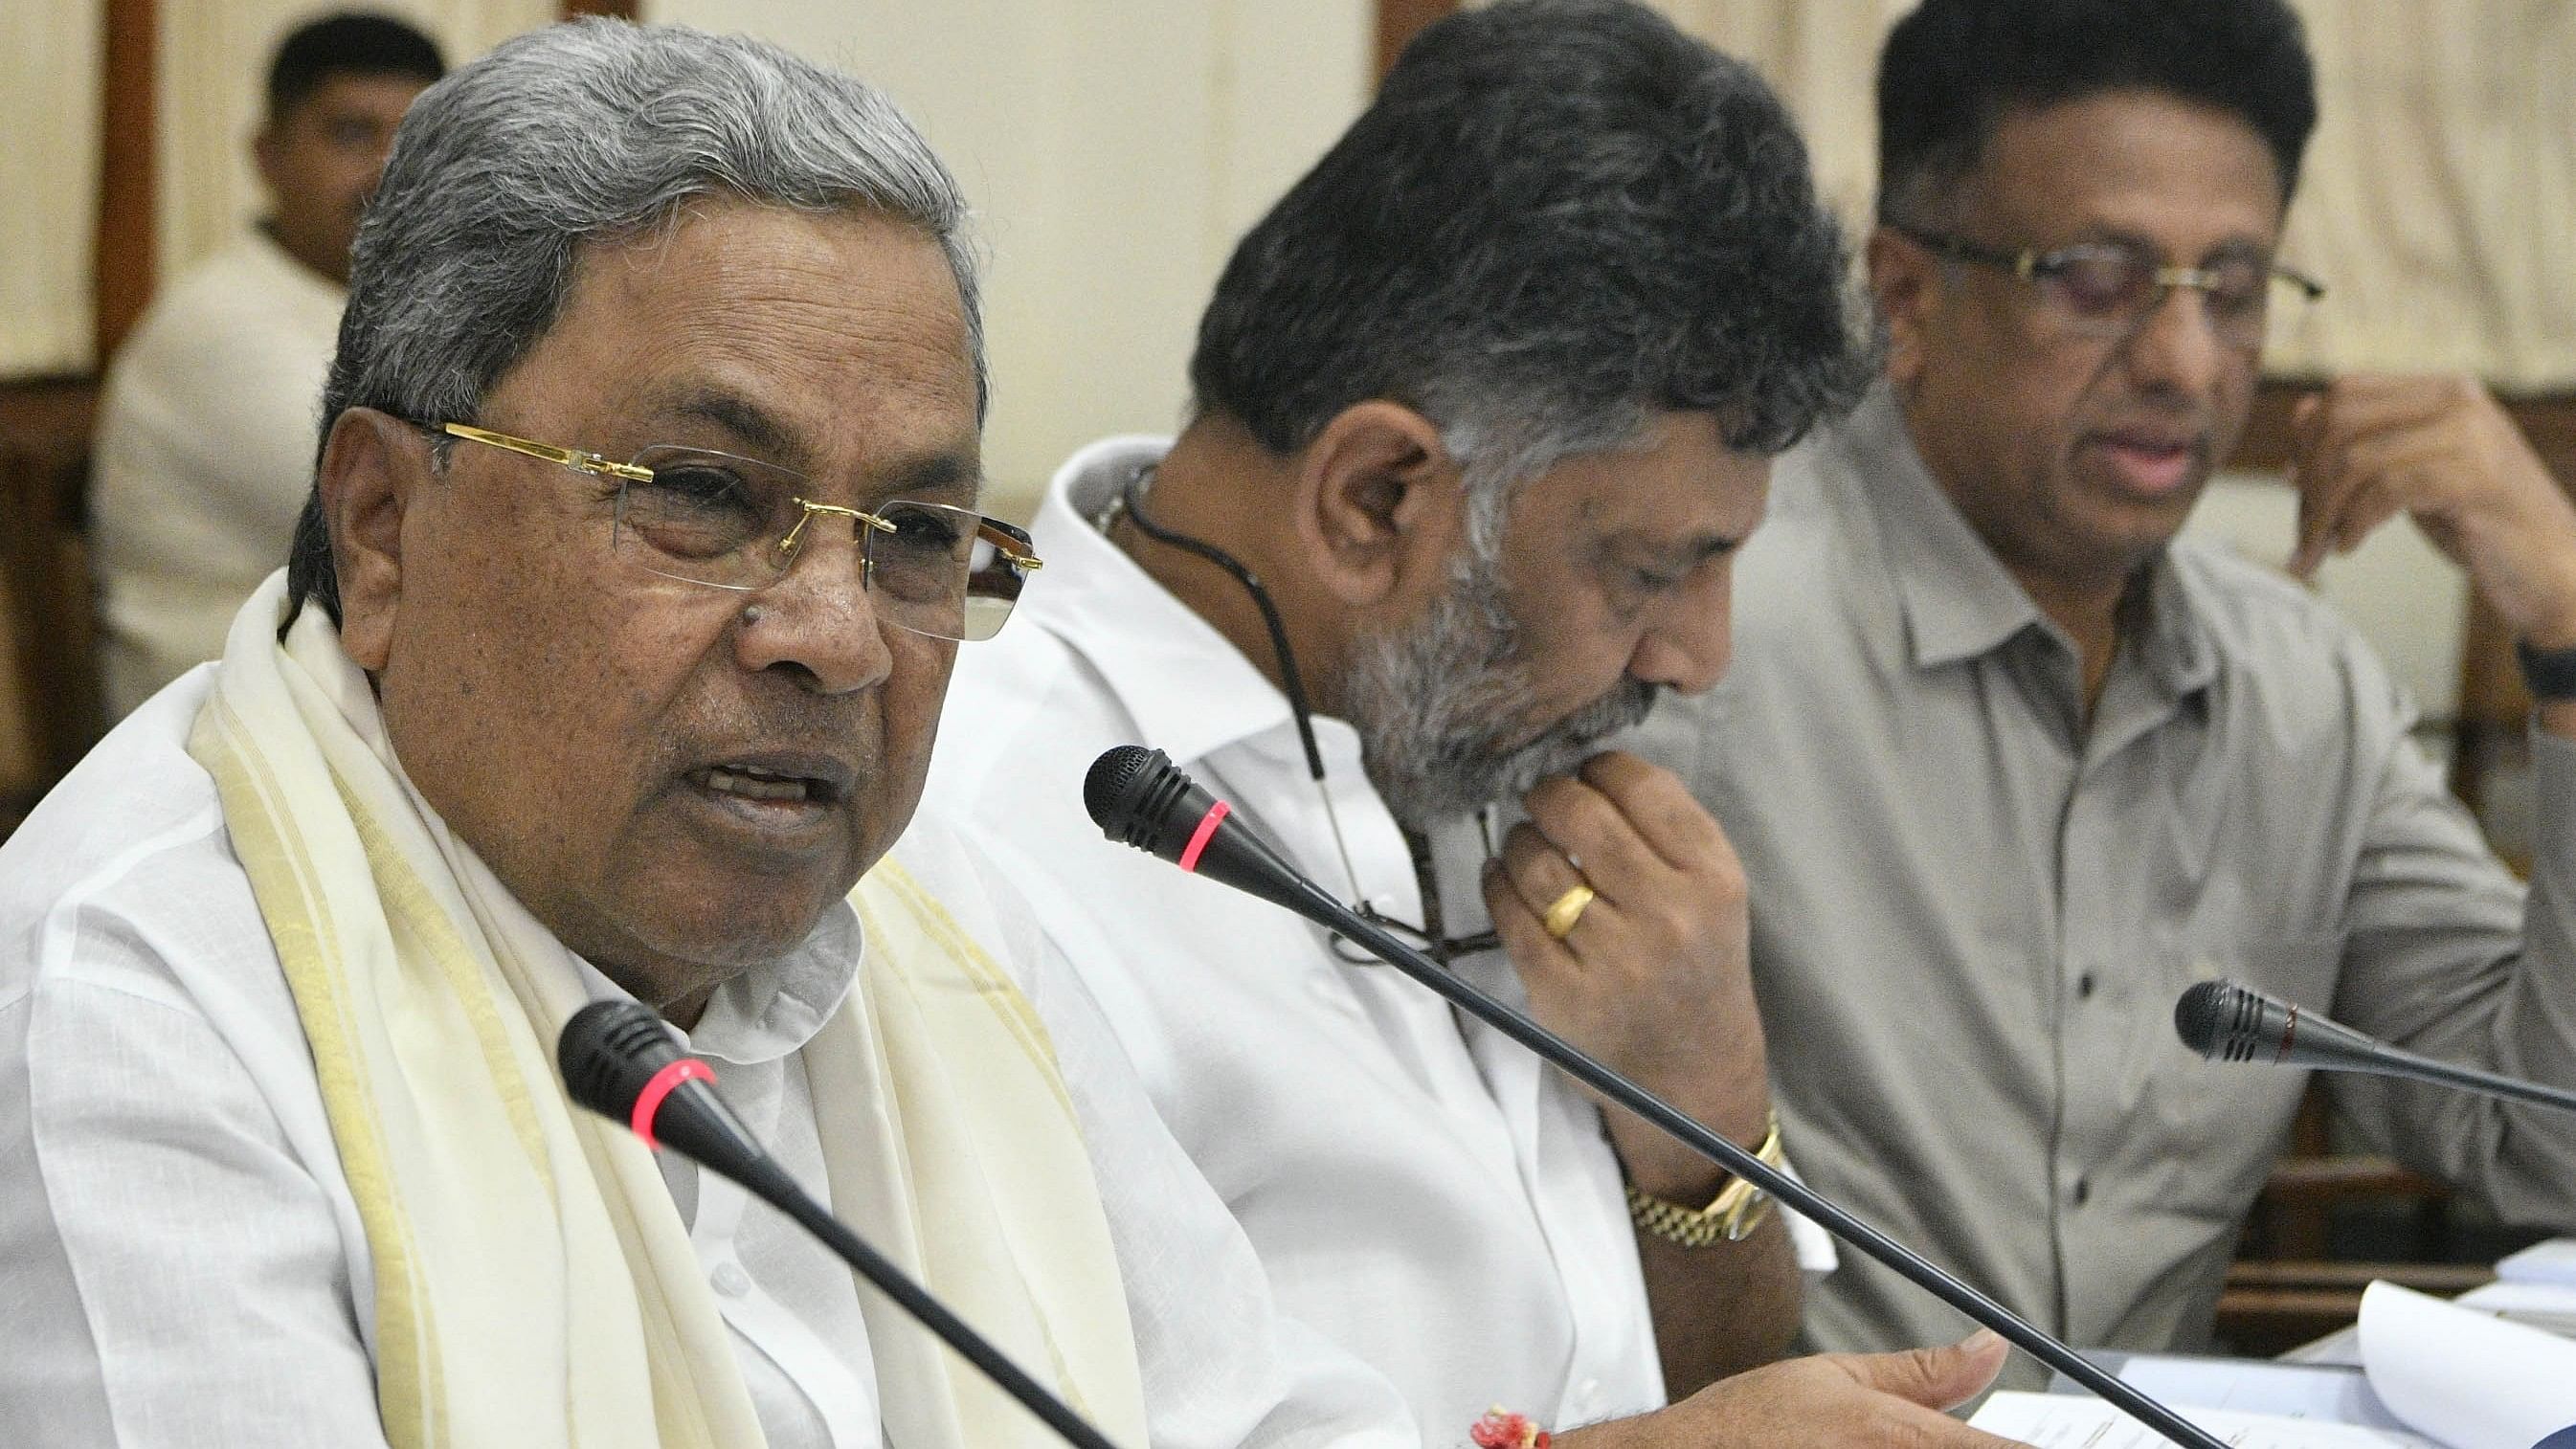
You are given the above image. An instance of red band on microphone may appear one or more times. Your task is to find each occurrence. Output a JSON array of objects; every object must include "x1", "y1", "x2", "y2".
[
  {"x1": 1176, "y1": 798, "x2": 1232, "y2": 874},
  {"x1": 632, "y1": 1058, "x2": 716, "y2": 1149}
]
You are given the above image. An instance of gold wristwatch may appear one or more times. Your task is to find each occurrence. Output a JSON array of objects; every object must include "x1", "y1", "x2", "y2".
[{"x1": 1624, "y1": 1109, "x2": 1783, "y2": 1248}]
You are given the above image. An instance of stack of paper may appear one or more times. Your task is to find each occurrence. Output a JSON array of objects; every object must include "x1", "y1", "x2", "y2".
[
  {"x1": 1968, "y1": 1283, "x2": 2576, "y2": 1447},
  {"x1": 2497, "y1": 1238, "x2": 2576, "y2": 1288}
]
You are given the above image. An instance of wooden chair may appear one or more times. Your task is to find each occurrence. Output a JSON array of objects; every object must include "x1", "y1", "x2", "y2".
[
  {"x1": 0, "y1": 375, "x2": 104, "y2": 839},
  {"x1": 2216, "y1": 1087, "x2": 2493, "y2": 1356}
]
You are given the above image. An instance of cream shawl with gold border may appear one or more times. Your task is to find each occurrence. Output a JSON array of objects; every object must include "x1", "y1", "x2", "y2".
[{"x1": 188, "y1": 575, "x2": 1147, "y2": 1449}]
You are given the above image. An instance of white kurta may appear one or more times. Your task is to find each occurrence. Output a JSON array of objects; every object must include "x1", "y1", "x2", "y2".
[
  {"x1": 928, "y1": 436, "x2": 1833, "y2": 1439},
  {"x1": 90, "y1": 230, "x2": 346, "y2": 716},
  {"x1": 0, "y1": 670, "x2": 1415, "y2": 1448}
]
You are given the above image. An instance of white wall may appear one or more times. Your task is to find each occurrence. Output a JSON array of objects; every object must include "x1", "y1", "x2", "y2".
[
  {"x1": 2184, "y1": 474, "x2": 2471, "y2": 721},
  {"x1": 643, "y1": 0, "x2": 1372, "y2": 521}
]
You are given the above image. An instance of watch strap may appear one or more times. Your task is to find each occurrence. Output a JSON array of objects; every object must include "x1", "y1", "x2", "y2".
[{"x1": 2518, "y1": 638, "x2": 2576, "y2": 702}]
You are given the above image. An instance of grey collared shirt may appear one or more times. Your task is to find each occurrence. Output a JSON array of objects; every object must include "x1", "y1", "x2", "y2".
[{"x1": 1628, "y1": 388, "x2": 2576, "y2": 1375}]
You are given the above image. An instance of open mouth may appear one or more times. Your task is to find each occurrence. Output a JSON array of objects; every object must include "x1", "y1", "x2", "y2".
[
  {"x1": 692, "y1": 762, "x2": 845, "y2": 809},
  {"x1": 2090, "y1": 431, "x2": 2205, "y2": 498}
]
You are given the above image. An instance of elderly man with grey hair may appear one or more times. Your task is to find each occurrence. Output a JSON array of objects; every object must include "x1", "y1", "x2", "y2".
[
  {"x1": 0, "y1": 15, "x2": 2027, "y2": 1449},
  {"x1": 0, "y1": 20, "x2": 1419, "y2": 1449}
]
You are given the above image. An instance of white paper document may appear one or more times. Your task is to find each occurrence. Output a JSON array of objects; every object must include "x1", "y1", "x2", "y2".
[
  {"x1": 1969, "y1": 1283, "x2": 2576, "y2": 1447},
  {"x1": 2112, "y1": 1358, "x2": 2408, "y2": 1431},
  {"x1": 2453, "y1": 1280, "x2": 2576, "y2": 1342},
  {"x1": 1968, "y1": 1391, "x2": 2434, "y2": 1447},
  {"x1": 2498, "y1": 1238, "x2": 2576, "y2": 1288},
  {"x1": 2357, "y1": 1281, "x2": 2576, "y2": 1448}
]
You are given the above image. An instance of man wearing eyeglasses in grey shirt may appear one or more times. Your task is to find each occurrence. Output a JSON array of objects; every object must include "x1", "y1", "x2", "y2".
[{"x1": 1630, "y1": 0, "x2": 2576, "y2": 1382}]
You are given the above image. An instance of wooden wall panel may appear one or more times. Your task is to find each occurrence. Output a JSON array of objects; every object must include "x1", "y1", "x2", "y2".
[{"x1": 93, "y1": 0, "x2": 157, "y2": 366}]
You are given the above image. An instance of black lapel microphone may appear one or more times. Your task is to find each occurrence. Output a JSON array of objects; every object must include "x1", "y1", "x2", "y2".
[
  {"x1": 557, "y1": 999, "x2": 1123, "y2": 1449},
  {"x1": 2176, "y1": 978, "x2": 2576, "y2": 1114},
  {"x1": 1084, "y1": 745, "x2": 2228, "y2": 1449}
]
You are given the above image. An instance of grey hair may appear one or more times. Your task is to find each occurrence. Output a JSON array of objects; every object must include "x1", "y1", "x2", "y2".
[
  {"x1": 283, "y1": 17, "x2": 984, "y2": 626},
  {"x1": 1188, "y1": 0, "x2": 1875, "y2": 568}
]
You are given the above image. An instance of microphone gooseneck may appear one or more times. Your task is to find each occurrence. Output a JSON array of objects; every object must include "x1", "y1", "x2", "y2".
[
  {"x1": 2174, "y1": 977, "x2": 2576, "y2": 1114},
  {"x1": 1084, "y1": 745, "x2": 2229, "y2": 1449},
  {"x1": 555, "y1": 1001, "x2": 1122, "y2": 1449}
]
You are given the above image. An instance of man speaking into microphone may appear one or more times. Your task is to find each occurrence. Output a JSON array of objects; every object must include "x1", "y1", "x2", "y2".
[
  {"x1": 0, "y1": 11, "x2": 2025, "y2": 1449},
  {"x1": 918, "y1": 0, "x2": 2022, "y2": 1437}
]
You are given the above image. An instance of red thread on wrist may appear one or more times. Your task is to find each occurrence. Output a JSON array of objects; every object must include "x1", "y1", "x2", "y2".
[
  {"x1": 631, "y1": 1058, "x2": 715, "y2": 1149},
  {"x1": 1469, "y1": 1409, "x2": 1551, "y2": 1448}
]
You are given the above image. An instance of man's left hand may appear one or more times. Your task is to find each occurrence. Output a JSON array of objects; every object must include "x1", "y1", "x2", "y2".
[
  {"x1": 1484, "y1": 750, "x2": 1767, "y2": 1197},
  {"x1": 2289, "y1": 373, "x2": 2576, "y2": 648}
]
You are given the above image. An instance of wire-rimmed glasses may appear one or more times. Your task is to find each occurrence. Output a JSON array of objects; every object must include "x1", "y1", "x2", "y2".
[
  {"x1": 431, "y1": 421, "x2": 1041, "y2": 642},
  {"x1": 1893, "y1": 225, "x2": 2325, "y2": 351}
]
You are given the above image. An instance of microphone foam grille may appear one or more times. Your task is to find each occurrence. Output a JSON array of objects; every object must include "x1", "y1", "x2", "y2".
[
  {"x1": 1085, "y1": 745, "x2": 1172, "y2": 842},
  {"x1": 2173, "y1": 979, "x2": 2229, "y2": 1055}
]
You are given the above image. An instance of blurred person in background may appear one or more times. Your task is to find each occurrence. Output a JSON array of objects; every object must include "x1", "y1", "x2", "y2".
[{"x1": 91, "y1": 11, "x2": 442, "y2": 716}]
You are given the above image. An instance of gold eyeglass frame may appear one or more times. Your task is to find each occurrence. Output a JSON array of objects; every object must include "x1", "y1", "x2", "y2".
[
  {"x1": 1892, "y1": 225, "x2": 2325, "y2": 346},
  {"x1": 426, "y1": 421, "x2": 1042, "y2": 640},
  {"x1": 435, "y1": 422, "x2": 1043, "y2": 578}
]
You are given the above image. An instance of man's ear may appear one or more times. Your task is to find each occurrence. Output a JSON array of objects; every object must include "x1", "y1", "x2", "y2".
[
  {"x1": 320, "y1": 408, "x2": 427, "y2": 671},
  {"x1": 1294, "y1": 400, "x2": 1463, "y2": 608},
  {"x1": 1867, "y1": 225, "x2": 1938, "y2": 391},
  {"x1": 252, "y1": 123, "x2": 286, "y2": 196}
]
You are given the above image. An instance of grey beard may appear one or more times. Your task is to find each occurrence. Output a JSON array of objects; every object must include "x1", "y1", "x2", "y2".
[{"x1": 1341, "y1": 559, "x2": 1660, "y2": 829}]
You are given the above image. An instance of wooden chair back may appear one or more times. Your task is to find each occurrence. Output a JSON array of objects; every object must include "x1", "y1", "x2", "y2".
[{"x1": 0, "y1": 375, "x2": 104, "y2": 835}]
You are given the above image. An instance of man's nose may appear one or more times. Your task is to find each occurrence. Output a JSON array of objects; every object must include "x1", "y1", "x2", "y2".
[
  {"x1": 733, "y1": 529, "x2": 898, "y2": 694},
  {"x1": 1629, "y1": 575, "x2": 1732, "y2": 697},
  {"x1": 2121, "y1": 284, "x2": 2229, "y2": 400}
]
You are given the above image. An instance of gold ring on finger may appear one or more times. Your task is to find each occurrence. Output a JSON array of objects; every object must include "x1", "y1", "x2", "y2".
[{"x1": 1541, "y1": 882, "x2": 1596, "y2": 940}]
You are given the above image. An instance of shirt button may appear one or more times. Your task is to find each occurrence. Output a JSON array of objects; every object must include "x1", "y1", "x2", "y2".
[
  {"x1": 712, "y1": 1262, "x2": 751, "y2": 1297},
  {"x1": 2076, "y1": 972, "x2": 2096, "y2": 1000},
  {"x1": 2072, "y1": 1177, "x2": 2092, "y2": 1207}
]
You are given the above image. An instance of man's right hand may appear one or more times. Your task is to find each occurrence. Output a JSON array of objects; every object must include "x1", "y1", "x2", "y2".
[{"x1": 1557, "y1": 1331, "x2": 2026, "y2": 1447}]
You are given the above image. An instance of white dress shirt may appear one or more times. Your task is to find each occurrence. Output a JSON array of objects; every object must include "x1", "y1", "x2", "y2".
[
  {"x1": 91, "y1": 230, "x2": 347, "y2": 715},
  {"x1": 928, "y1": 436, "x2": 1833, "y2": 1438},
  {"x1": 0, "y1": 670, "x2": 1415, "y2": 1448}
]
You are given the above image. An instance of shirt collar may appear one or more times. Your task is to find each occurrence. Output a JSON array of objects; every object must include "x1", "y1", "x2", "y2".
[
  {"x1": 1852, "y1": 388, "x2": 2220, "y2": 699},
  {"x1": 569, "y1": 903, "x2": 861, "y2": 1068},
  {"x1": 1845, "y1": 388, "x2": 2048, "y2": 670},
  {"x1": 1022, "y1": 435, "x2": 1332, "y2": 772}
]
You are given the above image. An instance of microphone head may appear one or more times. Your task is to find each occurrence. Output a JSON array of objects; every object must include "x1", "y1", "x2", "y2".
[
  {"x1": 2173, "y1": 979, "x2": 2229, "y2": 1058},
  {"x1": 557, "y1": 998, "x2": 684, "y2": 1121},
  {"x1": 1084, "y1": 745, "x2": 1201, "y2": 855},
  {"x1": 2174, "y1": 978, "x2": 2270, "y2": 1063}
]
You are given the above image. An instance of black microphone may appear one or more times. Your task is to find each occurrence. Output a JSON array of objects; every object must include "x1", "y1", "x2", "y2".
[
  {"x1": 557, "y1": 1000, "x2": 1123, "y2": 1449},
  {"x1": 2175, "y1": 978, "x2": 2576, "y2": 1114},
  {"x1": 1084, "y1": 745, "x2": 2229, "y2": 1449}
]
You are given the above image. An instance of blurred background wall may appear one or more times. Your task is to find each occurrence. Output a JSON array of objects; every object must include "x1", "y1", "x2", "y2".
[{"x1": 4, "y1": 0, "x2": 2571, "y2": 817}]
